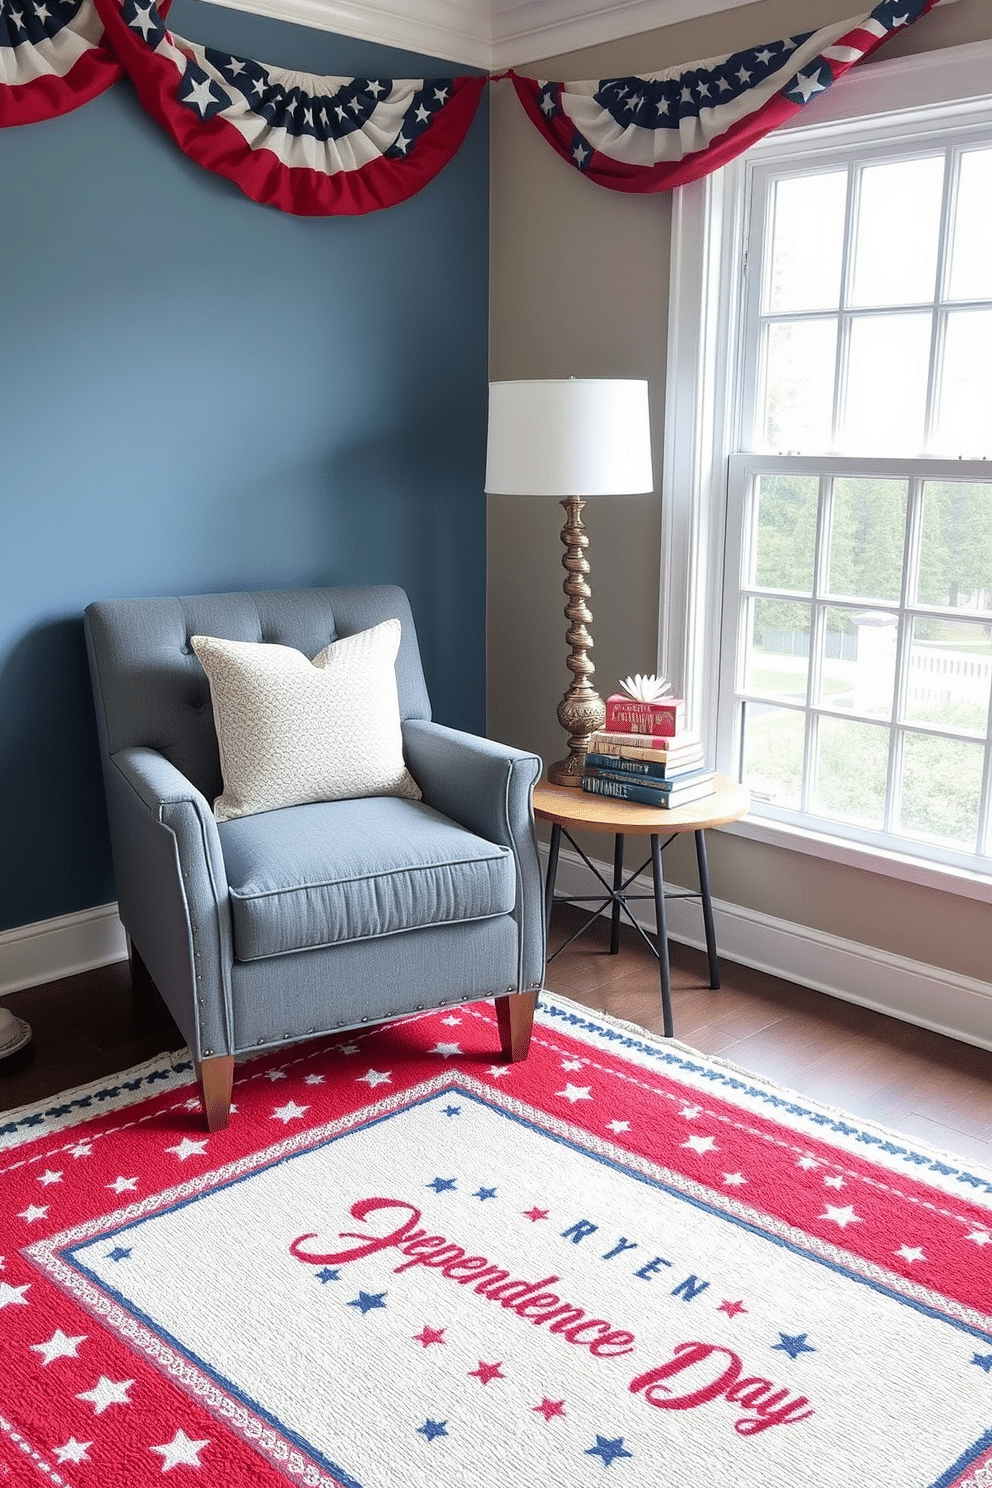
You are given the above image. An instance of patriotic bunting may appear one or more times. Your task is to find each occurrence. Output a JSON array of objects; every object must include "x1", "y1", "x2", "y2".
[
  {"x1": 0, "y1": 0, "x2": 167, "y2": 127},
  {"x1": 509, "y1": 0, "x2": 952, "y2": 194},
  {"x1": 87, "y1": 0, "x2": 485, "y2": 214},
  {"x1": 0, "y1": 0, "x2": 952, "y2": 212}
]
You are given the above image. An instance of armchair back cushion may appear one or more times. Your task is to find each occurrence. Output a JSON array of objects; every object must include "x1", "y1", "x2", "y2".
[{"x1": 85, "y1": 586, "x2": 431, "y2": 804}]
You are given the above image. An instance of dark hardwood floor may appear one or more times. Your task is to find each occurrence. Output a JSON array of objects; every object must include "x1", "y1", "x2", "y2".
[{"x1": 3, "y1": 907, "x2": 992, "y2": 1166}]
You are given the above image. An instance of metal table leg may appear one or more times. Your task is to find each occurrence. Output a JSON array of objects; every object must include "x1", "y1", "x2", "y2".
[
  {"x1": 544, "y1": 822, "x2": 562, "y2": 945},
  {"x1": 694, "y1": 829, "x2": 720, "y2": 989},
  {"x1": 650, "y1": 833, "x2": 674, "y2": 1037},
  {"x1": 609, "y1": 834, "x2": 624, "y2": 954}
]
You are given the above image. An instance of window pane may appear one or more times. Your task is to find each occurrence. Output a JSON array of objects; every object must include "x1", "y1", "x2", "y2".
[
  {"x1": 744, "y1": 598, "x2": 811, "y2": 701},
  {"x1": 903, "y1": 617, "x2": 992, "y2": 734},
  {"x1": 842, "y1": 314, "x2": 931, "y2": 454},
  {"x1": 850, "y1": 155, "x2": 943, "y2": 307},
  {"x1": 762, "y1": 319, "x2": 837, "y2": 451},
  {"x1": 741, "y1": 702, "x2": 804, "y2": 808},
  {"x1": 819, "y1": 607, "x2": 896, "y2": 720},
  {"x1": 752, "y1": 475, "x2": 819, "y2": 590},
  {"x1": 916, "y1": 482, "x2": 992, "y2": 611},
  {"x1": 933, "y1": 309, "x2": 992, "y2": 457},
  {"x1": 898, "y1": 733, "x2": 984, "y2": 847},
  {"x1": 766, "y1": 171, "x2": 846, "y2": 313},
  {"x1": 827, "y1": 478, "x2": 907, "y2": 602},
  {"x1": 947, "y1": 148, "x2": 992, "y2": 301},
  {"x1": 814, "y1": 717, "x2": 888, "y2": 827}
]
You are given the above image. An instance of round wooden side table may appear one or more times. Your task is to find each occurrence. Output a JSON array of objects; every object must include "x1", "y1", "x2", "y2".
[{"x1": 533, "y1": 774, "x2": 750, "y2": 1038}]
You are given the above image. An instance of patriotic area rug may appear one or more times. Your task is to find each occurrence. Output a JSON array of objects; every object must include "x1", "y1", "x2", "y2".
[{"x1": 4, "y1": 995, "x2": 992, "y2": 1488}]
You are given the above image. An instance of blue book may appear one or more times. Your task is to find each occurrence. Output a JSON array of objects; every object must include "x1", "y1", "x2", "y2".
[
  {"x1": 585, "y1": 753, "x2": 710, "y2": 783},
  {"x1": 581, "y1": 774, "x2": 717, "y2": 808}
]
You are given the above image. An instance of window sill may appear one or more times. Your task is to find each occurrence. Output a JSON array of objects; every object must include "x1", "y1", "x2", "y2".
[{"x1": 719, "y1": 813, "x2": 992, "y2": 906}]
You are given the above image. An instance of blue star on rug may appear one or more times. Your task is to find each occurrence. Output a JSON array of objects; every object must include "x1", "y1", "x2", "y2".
[
  {"x1": 417, "y1": 1419, "x2": 449, "y2": 1442},
  {"x1": 347, "y1": 1291, "x2": 387, "y2": 1314},
  {"x1": 586, "y1": 1435, "x2": 633, "y2": 1466},
  {"x1": 773, "y1": 1332, "x2": 816, "y2": 1359}
]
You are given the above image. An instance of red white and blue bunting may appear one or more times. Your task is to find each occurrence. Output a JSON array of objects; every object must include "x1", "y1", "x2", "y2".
[
  {"x1": 0, "y1": 0, "x2": 953, "y2": 210},
  {"x1": 0, "y1": 0, "x2": 169, "y2": 126},
  {"x1": 88, "y1": 0, "x2": 485, "y2": 214},
  {"x1": 509, "y1": 0, "x2": 953, "y2": 194}
]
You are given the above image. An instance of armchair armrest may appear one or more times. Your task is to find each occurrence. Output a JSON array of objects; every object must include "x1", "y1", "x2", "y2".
[
  {"x1": 105, "y1": 747, "x2": 233, "y2": 1058},
  {"x1": 403, "y1": 720, "x2": 545, "y2": 992}
]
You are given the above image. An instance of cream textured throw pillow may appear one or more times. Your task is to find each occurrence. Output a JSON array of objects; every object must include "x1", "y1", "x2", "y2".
[{"x1": 191, "y1": 619, "x2": 421, "y2": 822}]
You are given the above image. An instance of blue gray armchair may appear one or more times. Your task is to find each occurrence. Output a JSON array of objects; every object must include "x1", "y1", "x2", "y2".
[{"x1": 84, "y1": 585, "x2": 545, "y2": 1130}]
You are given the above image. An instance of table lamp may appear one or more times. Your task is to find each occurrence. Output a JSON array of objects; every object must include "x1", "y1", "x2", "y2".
[{"x1": 485, "y1": 378, "x2": 653, "y2": 787}]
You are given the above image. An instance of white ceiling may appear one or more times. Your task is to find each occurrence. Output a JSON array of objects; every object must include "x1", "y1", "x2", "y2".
[{"x1": 204, "y1": 0, "x2": 745, "y2": 70}]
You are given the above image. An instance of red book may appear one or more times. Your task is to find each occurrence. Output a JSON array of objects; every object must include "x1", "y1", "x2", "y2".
[{"x1": 605, "y1": 695, "x2": 686, "y2": 737}]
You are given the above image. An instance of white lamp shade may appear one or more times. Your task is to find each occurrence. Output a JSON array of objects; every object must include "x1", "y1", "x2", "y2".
[{"x1": 485, "y1": 379, "x2": 653, "y2": 496}]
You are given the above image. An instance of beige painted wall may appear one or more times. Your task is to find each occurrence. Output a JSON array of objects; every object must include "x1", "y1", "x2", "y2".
[{"x1": 488, "y1": 0, "x2": 992, "y2": 985}]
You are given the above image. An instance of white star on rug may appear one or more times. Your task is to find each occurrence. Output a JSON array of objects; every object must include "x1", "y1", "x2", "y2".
[
  {"x1": 182, "y1": 1098, "x2": 202, "y2": 1112},
  {"x1": 556, "y1": 1084, "x2": 592, "y2": 1104},
  {"x1": 265, "y1": 1069, "x2": 288, "y2": 1081},
  {"x1": 796, "y1": 1155, "x2": 820, "y2": 1170},
  {"x1": 486, "y1": 1065, "x2": 511, "y2": 1077},
  {"x1": 682, "y1": 1135, "x2": 718, "y2": 1155},
  {"x1": 966, "y1": 1229, "x2": 992, "y2": 1246},
  {"x1": 107, "y1": 1176, "x2": 138, "y2": 1194},
  {"x1": 337, "y1": 1043, "x2": 361, "y2": 1055},
  {"x1": 0, "y1": 1282, "x2": 30, "y2": 1309},
  {"x1": 272, "y1": 1101, "x2": 309, "y2": 1124},
  {"x1": 76, "y1": 1376, "x2": 135, "y2": 1414},
  {"x1": 429, "y1": 1043, "x2": 462, "y2": 1058},
  {"x1": 31, "y1": 1330, "x2": 87, "y2": 1365},
  {"x1": 357, "y1": 1069, "x2": 391, "y2": 1088},
  {"x1": 680, "y1": 1104, "x2": 702, "y2": 1120},
  {"x1": 607, "y1": 1120, "x2": 630, "y2": 1133},
  {"x1": 723, "y1": 1171, "x2": 746, "y2": 1186},
  {"x1": 895, "y1": 1245, "x2": 926, "y2": 1264},
  {"x1": 68, "y1": 1142, "x2": 94, "y2": 1158},
  {"x1": 561, "y1": 1058, "x2": 585, "y2": 1071},
  {"x1": 17, "y1": 1204, "x2": 48, "y2": 1223},
  {"x1": 53, "y1": 1438, "x2": 92, "y2": 1465},
  {"x1": 167, "y1": 1138, "x2": 208, "y2": 1161},
  {"x1": 37, "y1": 1169, "x2": 63, "y2": 1186},
  {"x1": 150, "y1": 1429, "x2": 210, "y2": 1470},
  {"x1": 824, "y1": 1174, "x2": 846, "y2": 1189},
  {"x1": 820, "y1": 1204, "x2": 862, "y2": 1228},
  {"x1": 305, "y1": 1074, "x2": 325, "y2": 1085},
  {"x1": 441, "y1": 1016, "x2": 462, "y2": 1026}
]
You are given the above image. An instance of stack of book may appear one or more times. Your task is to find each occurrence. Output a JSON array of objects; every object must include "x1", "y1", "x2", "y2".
[{"x1": 580, "y1": 682, "x2": 716, "y2": 809}]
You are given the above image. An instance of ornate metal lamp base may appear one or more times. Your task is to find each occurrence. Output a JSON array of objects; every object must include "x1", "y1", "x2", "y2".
[{"x1": 548, "y1": 494, "x2": 605, "y2": 788}]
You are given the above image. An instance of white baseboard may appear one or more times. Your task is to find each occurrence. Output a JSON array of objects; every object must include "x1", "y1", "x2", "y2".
[
  {"x1": 544, "y1": 841, "x2": 992, "y2": 1054},
  {"x1": 0, "y1": 904, "x2": 126, "y2": 998},
  {"x1": 6, "y1": 863, "x2": 992, "y2": 1056}
]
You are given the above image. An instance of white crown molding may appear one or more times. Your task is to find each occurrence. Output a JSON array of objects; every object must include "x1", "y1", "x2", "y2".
[
  {"x1": 199, "y1": 0, "x2": 492, "y2": 67},
  {"x1": 489, "y1": 0, "x2": 744, "y2": 70},
  {"x1": 190, "y1": 0, "x2": 748, "y2": 70}
]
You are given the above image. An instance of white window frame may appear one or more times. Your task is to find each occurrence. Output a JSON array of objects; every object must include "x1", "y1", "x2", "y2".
[{"x1": 660, "y1": 37, "x2": 992, "y2": 904}]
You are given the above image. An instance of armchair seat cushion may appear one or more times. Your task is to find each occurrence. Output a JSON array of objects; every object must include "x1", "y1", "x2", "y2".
[{"x1": 218, "y1": 796, "x2": 516, "y2": 962}]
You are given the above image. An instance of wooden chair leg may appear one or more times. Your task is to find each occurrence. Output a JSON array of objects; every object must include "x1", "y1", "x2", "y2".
[
  {"x1": 495, "y1": 991, "x2": 538, "y2": 1063},
  {"x1": 195, "y1": 1054, "x2": 235, "y2": 1132}
]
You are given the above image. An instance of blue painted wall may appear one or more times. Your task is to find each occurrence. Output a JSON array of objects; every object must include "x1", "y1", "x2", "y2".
[{"x1": 0, "y1": 1, "x2": 488, "y2": 933}]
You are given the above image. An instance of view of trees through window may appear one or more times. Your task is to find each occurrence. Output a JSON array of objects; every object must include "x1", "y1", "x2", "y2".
[{"x1": 727, "y1": 132, "x2": 992, "y2": 866}]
